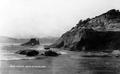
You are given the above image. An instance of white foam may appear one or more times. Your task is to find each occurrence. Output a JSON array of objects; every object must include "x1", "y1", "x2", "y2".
[
  {"x1": 58, "y1": 51, "x2": 67, "y2": 54},
  {"x1": 0, "y1": 55, "x2": 35, "y2": 60},
  {"x1": 0, "y1": 49, "x2": 35, "y2": 60}
]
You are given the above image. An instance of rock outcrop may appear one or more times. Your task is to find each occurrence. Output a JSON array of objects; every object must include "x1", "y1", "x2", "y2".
[
  {"x1": 16, "y1": 49, "x2": 39, "y2": 57},
  {"x1": 50, "y1": 9, "x2": 120, "y2": 51},
  {"x1": 41, "y1": 50, "x2": 59, "y2": 56},
  {"x1": 76, "y1": 28, "x2": 120, "y2": 51},
  {"x1": 21, "y1": 38, "x2": 40, "y2": 46}
]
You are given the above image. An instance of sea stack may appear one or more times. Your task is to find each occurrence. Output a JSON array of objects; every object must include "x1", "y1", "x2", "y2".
[{"x1": 21, "y1": 38, "x2": 40, "y2": 46}]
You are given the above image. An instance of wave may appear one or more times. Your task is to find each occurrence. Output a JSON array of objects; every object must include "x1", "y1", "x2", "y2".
[
  {"x1": 0, "y1": 43, "x2": 46, "y2": 60},
  {"x1": 0, "y1": 54, "x2": 35, "y2": 60},
  {"x1": 0, "y1": 50, "x2": 35, "y2": 61}
]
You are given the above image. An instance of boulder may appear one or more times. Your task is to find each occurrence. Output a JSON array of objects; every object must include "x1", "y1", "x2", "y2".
[
  {"x1": 16, "y1": 49, "x2": 39, "y2": 57},
  {"x1": 41, "y1": 50, "x2": 59, "y2": 56}
]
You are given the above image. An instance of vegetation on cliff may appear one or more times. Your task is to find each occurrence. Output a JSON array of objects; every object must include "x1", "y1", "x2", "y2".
[{"x1": 50, "y1": 9, "x2": 120, "y2": 51}]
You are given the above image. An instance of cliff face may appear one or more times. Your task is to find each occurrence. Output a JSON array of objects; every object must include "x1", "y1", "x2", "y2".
[
  {"x1": 76, "y1": 29, "x2": 120, "y2": 51},
  {"x1": 51, "y1": 9, "x2": 120, "y2": 51}
]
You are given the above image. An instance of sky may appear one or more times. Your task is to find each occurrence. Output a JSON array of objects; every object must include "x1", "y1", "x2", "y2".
[{"x1": 0, "y1": 0, "x2": 120, "y2": 38}]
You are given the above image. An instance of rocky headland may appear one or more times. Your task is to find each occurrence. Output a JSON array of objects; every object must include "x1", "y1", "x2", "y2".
[{"x1": 50, "y1": 9, "x2": 120, "y2": 52}]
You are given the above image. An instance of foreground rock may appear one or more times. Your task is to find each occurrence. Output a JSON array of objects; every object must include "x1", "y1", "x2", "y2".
[
  {"x1": 41, "y1": 50, "x2": 60, "y2": 56},
  {"x1": 21, "y1": 38, "x2": 40, "y2": 46},
  {"x1": 50, "y1": 9, "x2": 120, "y2": 51},
  {"x1": 16, "y1": 49, "x2": 39, "y2": 57}
]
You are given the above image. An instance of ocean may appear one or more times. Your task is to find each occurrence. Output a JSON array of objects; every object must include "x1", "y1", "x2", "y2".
[{"x1": 0, "y1": 42, "x2": 120, "y2": 74}]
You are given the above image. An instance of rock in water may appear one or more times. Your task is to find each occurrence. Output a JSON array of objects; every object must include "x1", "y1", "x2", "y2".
[
  {"x1": 21, "y1": 38, "x2": 40, "y2": 46},
  {"x1": 16, "y1": 50, "x2": 39, "y2": 57},
  {"x1": 41, "y1": 50, "x2": 59, "y2": 56}
]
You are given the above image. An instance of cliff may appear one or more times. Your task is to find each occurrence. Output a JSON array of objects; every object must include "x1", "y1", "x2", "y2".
[{"x1": 50, "y1": 9, "x2": 120, "y2": 51}]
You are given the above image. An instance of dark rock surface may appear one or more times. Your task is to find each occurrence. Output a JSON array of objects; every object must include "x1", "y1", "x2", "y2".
[
  {"x1": 44, "y1": 47, "x2": 50, "y2": 50},
  {"x1": 76, "y1": 29, "x2": 120, "y2": 51},
  {"x1": 16, "y1": 49, "x2": 39, "y2": 57},
  {"x1": 50, "y1": 9, "x2": 120, "y2": 51},
  {"x1": 21, "y1": 38, "x2": 40, "y2": 46},
  {"x1": 41, "y1": 50, "x2": 59, "y2": 56}
]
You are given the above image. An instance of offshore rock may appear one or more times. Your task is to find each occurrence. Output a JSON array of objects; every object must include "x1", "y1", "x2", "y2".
[
  {"x1": 41, "y1": 50, "x2": 59, "y2": 56},
  {"x1": 21, "y1": 38, "x2": 40, "y2": 46},
  {"x1": 16, "y1": 49, "x2": 39, "y2": 57}
]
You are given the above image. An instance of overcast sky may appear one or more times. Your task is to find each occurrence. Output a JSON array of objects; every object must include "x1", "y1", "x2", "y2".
[{"x1": 0, "y1": 0, "x2": 119, "y2": 38}]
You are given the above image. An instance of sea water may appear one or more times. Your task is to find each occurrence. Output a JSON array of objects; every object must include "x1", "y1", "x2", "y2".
[
  {"x1": 1, "y1": 43, "x2": 120, "y2": 74},
  {"x1": 0, "y1": 42, "x2": 45, "y2": 60}
]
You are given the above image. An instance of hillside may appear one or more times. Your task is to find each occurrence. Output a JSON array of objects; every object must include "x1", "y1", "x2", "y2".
[
  {"x1": 39, "y1": 37, "x2": 58, "y2": 44},
  {"x1": 50, "y1": 9, "x2": 120, "y2": 51},
  {"x1": 0, "y1": 36, "x2": 58, "y2": 45},
  {"x1": 0, "y1": 36, "x2": 29, "y2": 43}
]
